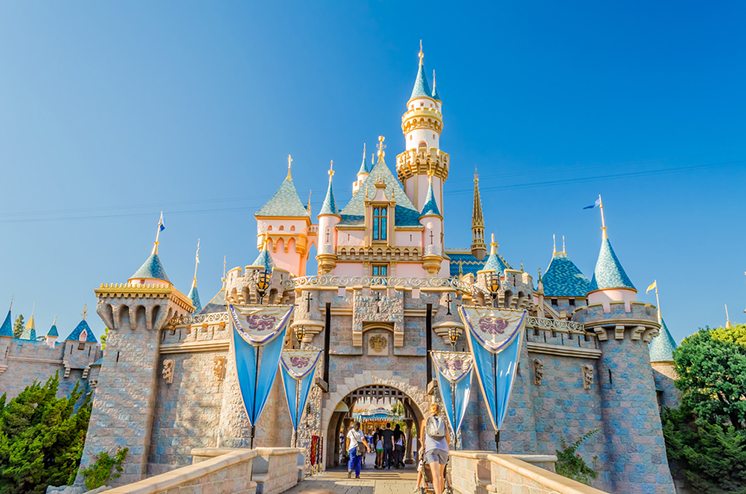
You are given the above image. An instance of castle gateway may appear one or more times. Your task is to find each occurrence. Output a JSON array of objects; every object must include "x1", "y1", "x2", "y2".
[{"x1": 75, "y1": 45, "x2": 678, "y2": 494}]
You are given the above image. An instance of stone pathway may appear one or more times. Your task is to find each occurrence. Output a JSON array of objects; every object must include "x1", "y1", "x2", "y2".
[{"x1": 284, "y1": 469, "x2": 417, "y2": 494}]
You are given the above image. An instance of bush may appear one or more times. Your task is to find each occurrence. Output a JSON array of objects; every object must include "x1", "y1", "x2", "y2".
[
  {"x1": 555, "y1": 429, "x2": 598, "y2": 485},
  {"x1": 0, "y1": 374, "x2": 91, "y2": 494},
  {"x1": 81, "y1": 448, "x2": 128, "y2": 490}
]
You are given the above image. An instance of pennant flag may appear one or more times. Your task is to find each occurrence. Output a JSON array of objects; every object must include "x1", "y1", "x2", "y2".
[
  {"x1": 158, "y1": 211, "x2": 166, "y2": 231},
  {"x1": 431, "y1": 350, "x2": 473, "y2": 448},
  {"x1": 458, "y1": 307, "x2": 526, "y2": 434},
  {"x1": 280, "y1": 349, "x2": 322, "y2": 444},
  {"x1": 229, "y1": 304, "x2": 293, "y2": 441},
  {"x1": 583, "y1": 197, "x2": 602, "y2": 210},
  {"x1": 646, "y1": 280, "x2": 657, "y2": 293}
]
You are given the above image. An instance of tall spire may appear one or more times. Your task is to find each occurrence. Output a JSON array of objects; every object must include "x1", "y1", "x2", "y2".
[
  {"x1": 470, "y1": 170, "x2": 487, "y2": 260},
  {"x1": 187, "y1": 240, "x2": 202, "y2": 312},
  {"x1": 320, "y1": 160, "x2": 339, "y2": 216},
  {"x1": 357, "y1": 143, "x2": 369, "y2": 175},
  {"x1": 420, "y1": 172, "x2": 441, "y2": 217},
  {"x1": 597, "y1": 194, "x2": 608, "y2": 240},
  {"x1": 376, "y1": 135, "x2": 386, "y2": 162},
  {"x1": 0, "y1": 303, "x2": 11, "y2": 338},
  {"x1": 410, "y1": 40, "x2": 432, "y2": 101},
  {"x1": 432, "y1": 69, "x2": 441, "y2": 100},
  {"x1": 588, "y1": 196, "x2": 635, "y2": 293}
]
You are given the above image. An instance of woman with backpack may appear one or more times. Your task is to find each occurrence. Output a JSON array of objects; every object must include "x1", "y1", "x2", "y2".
[{"x1": 420, "y1": 402, "x2": 450, "y2": 494}]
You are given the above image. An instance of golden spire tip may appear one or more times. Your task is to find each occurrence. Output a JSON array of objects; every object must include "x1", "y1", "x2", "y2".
[
  {"x1": 287, "y1": 154, "x2": 293, "y2": 179},
  {"x1": 418, "y1": 40, "x2": 424, "y2": 65}
]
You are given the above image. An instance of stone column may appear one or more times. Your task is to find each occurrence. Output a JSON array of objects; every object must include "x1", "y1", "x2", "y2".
[{"x1": 404, "y1": 418, "x2": 414, "y2": 464}]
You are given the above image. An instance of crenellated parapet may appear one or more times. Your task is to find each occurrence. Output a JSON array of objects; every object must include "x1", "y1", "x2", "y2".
[
  {"x1": 223, "y1": 265, "x2": 294, "y2": 306},
  {"x1": 572, "y1": 302, "x2": 660, "y2": 343},
  {"x1": 396, "y1": 147, "x2": 450, "y2": 183},
  {"x1": 95, "y1": 282, "x2": 194, "y2": 331}
]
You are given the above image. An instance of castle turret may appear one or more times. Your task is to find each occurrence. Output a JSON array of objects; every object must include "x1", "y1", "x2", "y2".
[
  {"x1": 420, "y1": 172, "x2": 443, "y2": 274},
  {"x1": 397, "y1": 41, "x2": 449, "y2": 212},
  {"x1": 573, "y1": 197, "x2": 675, "y2": 492},
  {"x1": 0, "y1": 306, "x2": 12, "y2": 338},
  {"x1": 542, "y1": 236, "x2": 590, "y2": 318},
  {"x1": 352, "y1": 143, "x2": 370, "y2": 194},
  {"x1": 21, "y1": 311, "x2": 37, "y2": 340},
  {"x1": 187, "y1": 239, "x2": 202, "y2": 313},
  {"x1": 318, "y1": 161, "x2": 341, "y2": 274},
  {"x1": 470, "y1": 171, "x2": 487, "y2": 260},
  {"x1": 46, "y1": 319, "x2": 59, "y2": 347},
  {"x1": 255, "y1": 155, "x2": 314, "y2": 276},
  {"x1": 78, "y1": 216, "x2": 194, "y2": 486}
]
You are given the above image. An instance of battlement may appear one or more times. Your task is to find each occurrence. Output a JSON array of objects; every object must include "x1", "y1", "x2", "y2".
[
  {"x1": 396, "y1": 147, "x2": 450, "y2": 182},
  {"x1": 573, "y1": 302, "x2": 660, "y2": 343},
  {"x1": 224, "y1": 265, "x2": 293, "y2": 305}
]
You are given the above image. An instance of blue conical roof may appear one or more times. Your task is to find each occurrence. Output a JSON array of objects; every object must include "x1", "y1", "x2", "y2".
[
  {"x1": 256, "y1": 175, "x2": 310, "y2": 217},
  {"x1": 410, "y1": 60, "x2": 432, "y2": 101},
  {"x1": 130, "y1": 253, "x2": 170, "y2": 282},
  {"x1": 251, "y1": 245, "x2": 274, "y2": 271},
  {"x1": 420, "y1": 179, "x2": 441, "y2": 217},
  {"x1": 431, "y1": 70, "x2": 441, "y2": 101},
  {"x1": 20, "y1": 316, "x2": 36, "y2": 341},
  {"x1": 543, "y1": 252, "x2": 591, "y2": 297},
  {"x1": 47, "y1": 324, "x2": 59, "y2": 337},
  {"x1": 649, "y1": 318, "x2": 677, "y2": 362},
  {"x1": 66, "y1": 319, "x2": 98, "y2": 343},
  {"x1": 200, "y1": 288, "x2": 225, "y2": 314},
  {"x1": 588, "y1": 238, "x2": 635, "y2": 292},
  {"x1": 319, "y1": 173, "x2": 338, "y2": 216},
  {"x1": 480, "y1": 236, "x2": 509, "y2": 274},
  {"x1": 188, "y1": 285, "x2": 202, "y2": 313},
  {"x1": 0, "y1": 310, "x2": 12, "y2": 337}
]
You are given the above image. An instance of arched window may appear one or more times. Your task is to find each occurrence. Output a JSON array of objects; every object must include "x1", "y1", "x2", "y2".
[
  {"x1": 279, "y1": 225, "x2": 285, "y2": 231},
  {"x1": 290, "y1": 225, "x2": 296, "y2": 232},
  {"x1": 372, "y1": 207, "x2": 387, "y2": 241}
]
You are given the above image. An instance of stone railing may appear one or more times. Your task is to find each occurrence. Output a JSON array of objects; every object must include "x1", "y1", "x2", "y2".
[
  {"x1": 526, "y1": 316, "x2": 584, "y2": 333},
  {"x1": 292, "y1": 274, "x2": 459, "y2": 289},
  {"x1": 97, "y1": 448, "x2": 304, "y2": 494},
  {"x1": 98, "y1": 449, "x2": 258, "y2": 494},
  {"x1": 449, "y1": 452, "x2": 609, "y2": 494}
]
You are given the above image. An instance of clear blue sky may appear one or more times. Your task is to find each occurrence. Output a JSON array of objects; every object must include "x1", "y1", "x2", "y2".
[{"x1": 1, "y1": 1, "x2": 744, "y2": 342}]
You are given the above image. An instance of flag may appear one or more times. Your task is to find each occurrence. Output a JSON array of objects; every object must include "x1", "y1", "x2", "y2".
[
  {"x1": 583, "y1": 197, "x2": 602, "y2": 210},
  {"x1": 646, "y1": 280, "x2": 657, "y2": 293},
  {"x1": 158, "y1": 211, "x2": 165, "y2": 231}
]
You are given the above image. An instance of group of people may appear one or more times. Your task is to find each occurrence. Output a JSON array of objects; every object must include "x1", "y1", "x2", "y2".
[{"x1": 344, "y1": 402, "x2": 450, "y2": 494}]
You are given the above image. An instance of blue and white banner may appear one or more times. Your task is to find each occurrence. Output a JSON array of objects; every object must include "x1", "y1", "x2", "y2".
[
  {"x1": 458, "y1": 307, "x2": 526, "y2": 432},
  {"x1": 280, "y1": 349, "x2": 322, "y2": 432},
  {"x1": 229, "y1": 304, "x2": 293, "y2": 428},
  {"x1": 431, "y1": 350, "x2": 473, "y2": 440}
]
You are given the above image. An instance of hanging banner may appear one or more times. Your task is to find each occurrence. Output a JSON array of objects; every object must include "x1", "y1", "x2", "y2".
[
  {"x1": 280, "y1": 349, "x2": 322, "y2": 432},
  {"x1": 431, "y1": 350, "x2": 473, "y2": 439},
  {"x1": 229, "y1": 304, "x2": 293, "y2": 428},
  {"x1": 458, "y1": 306, "x2": 526, "y2": 432}
]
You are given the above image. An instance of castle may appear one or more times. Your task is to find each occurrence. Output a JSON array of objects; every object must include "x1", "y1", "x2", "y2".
[{"x1": 1, "y1": 44, "x2": 682, "y2": 494}]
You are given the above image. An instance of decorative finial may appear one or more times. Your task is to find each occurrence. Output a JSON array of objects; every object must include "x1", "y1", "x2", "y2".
[
  {"x1": 432, "y1": 69, "x2": 437, "y2": 91},
  {"x1": 490, "y1": 233, "x2": 498, "y2": 254},
  {"x1": 287, "y1": 154, "x2": 293, "y2": 179},
  {"x1": 8, "y1": 296, "x2": 13, "y2": 311},
  {"x1": 223, "y1": 255, "x2": 227, "y2": 279},
  {"x1": 725, "y1": 304, "x2": 732, "y2": 329},
  {"x1": 418, "y1": 40, "x2": 424, "y2": 66},
  {"x1": 82, "y1": 304, "x2": 87, "y2": 321},
  {"x1": 376, "y1": 135, "x2": 386, "y2": 161},
  {"x1": 152, "y1": 211, "x2": 165, "y2": 255},
  {"x1": 307, "y1": 190, "x2": 312, "y2": 214},
  {"x1": 598, "y1": 194, "x2": 607, "y2": 240},
  {"x1": 362, "y1": 143, "x2": 366, "y2": 163},
  {"x1": 52, "y1": 315, "x2": 57, "y2": 325},
  {"x1": 520, "y1": 261, "x2": 525, "y2": 272},
  {"x1": 329, "y1": 160, "x2": 335, "y2": 178},
  {"x1": 552, "y1": 234, "x2": 557, "y2": 255},
  {"x1": 562, "y1": 235, "x2": 566, "y2": 254},
  {"x1": 537, "y1": 267, "x2": 543, "y2": 282},
  {"x1": 474, "y1": 167, "x2": 479, "y2": 183},
  {"x1": 192, "y1": 239, "x2": 200, "y2": 287}
]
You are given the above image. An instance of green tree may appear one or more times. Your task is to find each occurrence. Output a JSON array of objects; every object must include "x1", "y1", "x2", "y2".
[
  {"x1": 0, "y1": 374, "x2": 92, "y2": 494},
  {"x1": 12, "y1": 315, "x2": 24, "y2": 339},
  {"x1": 662, "y1": 325, "x2": 746, "y2": 493},
  {"x1": 100, "y1": 327, "x2": 110, "y2": 351}
]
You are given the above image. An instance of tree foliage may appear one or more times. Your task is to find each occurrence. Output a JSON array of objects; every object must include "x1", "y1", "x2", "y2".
[
  {"x1": 0, "y1": 374, "x2": 92, "y2": 494},
  {"x1": 12, "y1": 315, "x2": 24, "y2": 339},
  {"x1": 81, "y1": 448, "x2": 127, "y2": 490},
  {"x1": 663, "y1": 325, "x2": 746, "y2": 493},
  {"x1": 555, "y1": 429, "x2": 598, "y2": 485}
]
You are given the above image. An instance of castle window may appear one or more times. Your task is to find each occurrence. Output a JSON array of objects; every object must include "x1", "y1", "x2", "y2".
[
  {"x1": 290, "y1": 225, "x2": 295, "y2": 232},
  {"x1": 372, "y1": 264, "x2": 388, "y2": 277},
  {"x1": 569, "y1": 299, "x2": 576, "y2": 307},
  {"x1": 279, "y1": 225, "x2": 285, "y2": 231},
  {"x1": 551, "y1": 298, "x2": 558, "y2": 306},
  {"x1": 372, "y1": 207, "x2": 387, "y2": 241}
]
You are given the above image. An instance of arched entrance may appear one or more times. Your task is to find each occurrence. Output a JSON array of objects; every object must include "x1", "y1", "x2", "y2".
[{"x1": 325, "y1": 384, "x2": 425, "y2": 469}]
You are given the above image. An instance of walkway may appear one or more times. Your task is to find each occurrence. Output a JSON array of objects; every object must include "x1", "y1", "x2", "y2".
[{"x1": 284, "y1": 468, "x2": 417, "y2": 494}]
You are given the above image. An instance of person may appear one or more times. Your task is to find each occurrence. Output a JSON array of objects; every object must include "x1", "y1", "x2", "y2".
[
  {"x1": 380, "y1": 422, "x2": 395, "y2": 469},
  {"x1": 420, "y1": 402, "x2": 450, "y2": 494},
  {"x1": 393, "y1": 424, "x2": 405, "y2": 468},
  {"x1": 346, "y1": 421, "x2": 369, "y2": 479},
  {"x1": 412, "y1": 432, "x2": 419, "y2": 464},
  {"x1": 374, "y1": 428, "x2": 384, "y2": 469}
]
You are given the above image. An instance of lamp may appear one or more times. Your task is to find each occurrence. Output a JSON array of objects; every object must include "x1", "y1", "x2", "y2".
[
  {"x1": 447, "y1": 326, "x2": 460, "y2": 350},
  {"x1": 487, "y1": 271, "x2": 500, "y2": 307},
  {"x1": 255, "y1": 266, "x2": 272, "y2": 304},
  {"x1": 295, "y1": 325, "x2": 306, "y2": 348}
]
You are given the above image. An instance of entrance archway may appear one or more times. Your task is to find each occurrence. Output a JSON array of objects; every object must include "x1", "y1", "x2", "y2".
[{"x1": 325, "y1": 384, "x2": 426, "y2": 469}]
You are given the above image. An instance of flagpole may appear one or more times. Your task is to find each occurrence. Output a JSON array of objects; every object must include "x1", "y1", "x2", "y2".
[
  {"x1": 193, "y1": 239, "x2": 200, "y2": 287},
  {"x1": 654, "y1": 283, "x2": 662, "y2": 324},
  {"x1": 598, "y1": 195, "x2": 607, "y2": 240},
  {"x1": 153, "y1": 211, "x2": 163, "y2": 255}
]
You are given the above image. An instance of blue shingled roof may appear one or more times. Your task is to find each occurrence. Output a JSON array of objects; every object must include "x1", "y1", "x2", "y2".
[
  {"x1": 410, "y1": 60, "x2": 432, "y2": 101},
  {"x1": 339, "y1": 155, "x2": 421, "y2": 227},
  {"x1": 650, "y1": 318, "x2": 677, "y2": 362},
  {"x1": 319, "y1": 174, "x2": 338, "y2": 216},
  {"x1": 480, "y1": 238, "x2": 510, "y2": 274},
  {"x1": 447, "y1": 251, "x2": 485, "y2": 277},
  {"x1": 130, "y1": 253, "x2": 170, "y2": 282},
  {"x1": 256, "y1": 176, "x2": 309, "y2": 218},
  {"x1": 188, "y1": 285, "x2": 202, "y2": 313},
  {"x1": 47, "y1": 324, "x2": 59, "y2": 337},
  {"x1": 20, "y1": 325, "x2": 36, "y2": 341},
  {"x1": 420, "y1": 179, "x2": 441, "y2": 217},
  {"x1": 200, "y1": 288, "x2": 226, "y2": 314},
  {"x1": 0, "y1": 310, "x2": 12, "y2": 337},
  {"x1": 66, "y1": 319, "x2": 98, "y2": 343},
  {"x1": 543, "y1": 253, "x2": 591, "y2": 297},
  {"x1": 589, "y1": 238, "x2": 635, "y2": 292}
]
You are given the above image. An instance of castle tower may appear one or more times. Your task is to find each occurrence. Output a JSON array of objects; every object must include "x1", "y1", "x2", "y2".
[
  {"x1": 78, "y1": 217, "x2": 194, "y2": 486},
  {"x1": 21, "y1": 311, "x2": 37, "y2": 340},
  {"x1": 45, "y1": 319, "x2": 59, "y2": 347},
  {"x1": 352, "y1": 143, "x2": 370, "y2": 195},
  {"x1": 255, "y1": 155, "x2": 314, "y2": 276},
  {"x1": 317, "y1": 161, "x2": 341, "y2": 274},
  {"x1": 574, "y1": 198, "x2": 675, "y2": 492},
  {"x1": 396, "y1": 41, "x2": 450, "y2": 212},
  {"x1": 419, "y1": 172, "x2": 443, "y2": 274},
  {"x1": 187, "y1": 239, "x2": 202, "y2": 313},
  {"x1": 0, "y1": 306, "x2": 12, "y2": 338},
  {"x1": 470, "y1": 171, "x2": 487, "y2": 260}
]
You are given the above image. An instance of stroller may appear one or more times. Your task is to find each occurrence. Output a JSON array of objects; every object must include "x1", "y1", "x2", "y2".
[{"x1": 418, "y1": 455, "x2": 453, "y2": 494}]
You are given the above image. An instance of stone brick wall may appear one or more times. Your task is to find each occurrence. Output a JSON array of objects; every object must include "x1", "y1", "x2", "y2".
[{"x1": 652, "y1": 364, "x2": 679, "y2": 410}]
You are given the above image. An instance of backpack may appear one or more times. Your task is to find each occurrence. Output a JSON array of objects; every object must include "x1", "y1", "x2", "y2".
[{"x1": 426, "y1": 416, "x2": 446, "y2": 439}]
